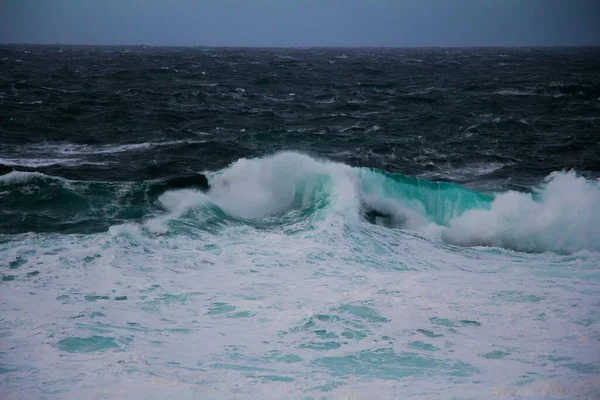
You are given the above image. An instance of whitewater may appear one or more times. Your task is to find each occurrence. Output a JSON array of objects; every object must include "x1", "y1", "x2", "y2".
[{"x1": 2, "y1": 152, "x2": 600, "y2": 399}]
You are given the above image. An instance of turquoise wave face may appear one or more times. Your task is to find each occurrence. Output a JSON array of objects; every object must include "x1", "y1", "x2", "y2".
[{"x1": 356, "y1": 168, "x2": 493, "y2": 226}]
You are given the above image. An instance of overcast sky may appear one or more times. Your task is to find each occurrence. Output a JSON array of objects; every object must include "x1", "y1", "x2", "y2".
[{"x1": 1, "y1": 0, "x2": 599, "y2": 47}]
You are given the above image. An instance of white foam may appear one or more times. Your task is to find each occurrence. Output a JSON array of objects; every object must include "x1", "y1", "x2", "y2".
[
  {"x1": 207, "y1": 152, "x2": 357, "y2": 220},
  {"x1": 0, "y1": 170, "x2": 51, "y2": 184},
  {"x1": 51, "y1": 140, "x2": 203, "y2": 155},
  {"x1": 442, "y1": 171, "x2": 600, "y2": 253},
  {"x1": 493, "y1": 88, "x2": 564, "y2": 98},
  {"x1": 423, "y1": 162, "x2": 507, "y2": 181},
  {"x1": 144, "y1": 189, "x2": 212, "y2": 233},
  {"x1": 0, "y1": 157, "x2": 107, "y2": 168},
  {"x1": 108, "y1": 223, "x2": 147, "y2": 243},
  {"x1": 2, "y1": 140, "x2": 205, "y2": 161},
  {"x1": 494, "y1": 88, "x2": 536, "y2": 96}
]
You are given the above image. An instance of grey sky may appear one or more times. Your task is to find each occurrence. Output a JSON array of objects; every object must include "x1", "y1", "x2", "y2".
[{"x1": 1, "y1": 0, "x2": 599, "y2": 47}]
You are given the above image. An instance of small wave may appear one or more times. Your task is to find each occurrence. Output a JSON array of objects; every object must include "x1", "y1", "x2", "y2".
[
  {"x1": 493, "y1": 89, "x2": 537, "y2": 96},
  {"x1": 315, "y1": 97, "x2": 336, "y2": 104},
  {"x1": 493, "y1": 83, "x2": 600, "y2": 99},
  {"x1": 40, "y1": 86, "x2": 80, "y2": 93},
  {"x1": 59, "y1": 140, "x2": 205, "y2": 155},
  {"x1": 144, "y1": 190, "x2": 214, "y2": 234},
  {"x1": 0, "y1": 157, "x2": 108, "y2": 168},
  {"x1": 422, "y1": 162, "x2": 508, "y2": 181},
  {"x1": 4, "y1": 140, "x2": 205, "y2": 158},
  {"x1": 0, "y1": 170, "x2": 52, "y2": 185},
  {"x1": 0, "y1": 170, "x2": 148, "y2": 235},
  {"x1": 58, "y1": 142, "x2": 155, "y2": 155}
]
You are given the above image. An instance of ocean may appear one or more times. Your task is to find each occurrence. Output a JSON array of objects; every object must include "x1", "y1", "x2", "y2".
[{"x1": 1, "y1": 45, "x2": 599, "y2": 399}]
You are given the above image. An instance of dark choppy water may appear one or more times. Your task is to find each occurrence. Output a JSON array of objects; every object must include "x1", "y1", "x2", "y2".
[
  {"x1": 1, "y1": 45, "x2": 599, "y2": 399},
  {"x1": 3, "y1": 46, "x2": 600, "y2": 183}
]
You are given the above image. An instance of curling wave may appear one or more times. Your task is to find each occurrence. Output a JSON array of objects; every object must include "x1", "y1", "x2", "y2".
[
  {"x1": 1, "y1": 152, "x2": 598, "y2": 253},
  {"x1": 192, "y1": 152, "x2": 600, "y2": 254}
]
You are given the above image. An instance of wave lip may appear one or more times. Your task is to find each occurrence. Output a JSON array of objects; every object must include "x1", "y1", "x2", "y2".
[{"x1": 207, "y1": 151, "x2": 357, "y2": 221}]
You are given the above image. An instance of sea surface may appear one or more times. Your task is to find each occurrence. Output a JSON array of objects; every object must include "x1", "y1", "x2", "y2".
[{"x1": 1, "y1": 45, "x2": 599, "y2": 399}]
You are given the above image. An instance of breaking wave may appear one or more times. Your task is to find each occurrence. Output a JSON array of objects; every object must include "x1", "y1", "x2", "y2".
[{"x1": 1, "y1": 152, "x2": 598, "y2": 253}]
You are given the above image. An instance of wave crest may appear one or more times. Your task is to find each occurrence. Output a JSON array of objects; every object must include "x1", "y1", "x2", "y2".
[{"x1": 202, "y1": 152, "x2": 599, "y2": 254}]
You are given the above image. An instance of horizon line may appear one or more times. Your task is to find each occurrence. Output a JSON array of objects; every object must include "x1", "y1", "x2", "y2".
[{"x1": 2, "y1": 42, "x2": 599, "y2": 50}]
